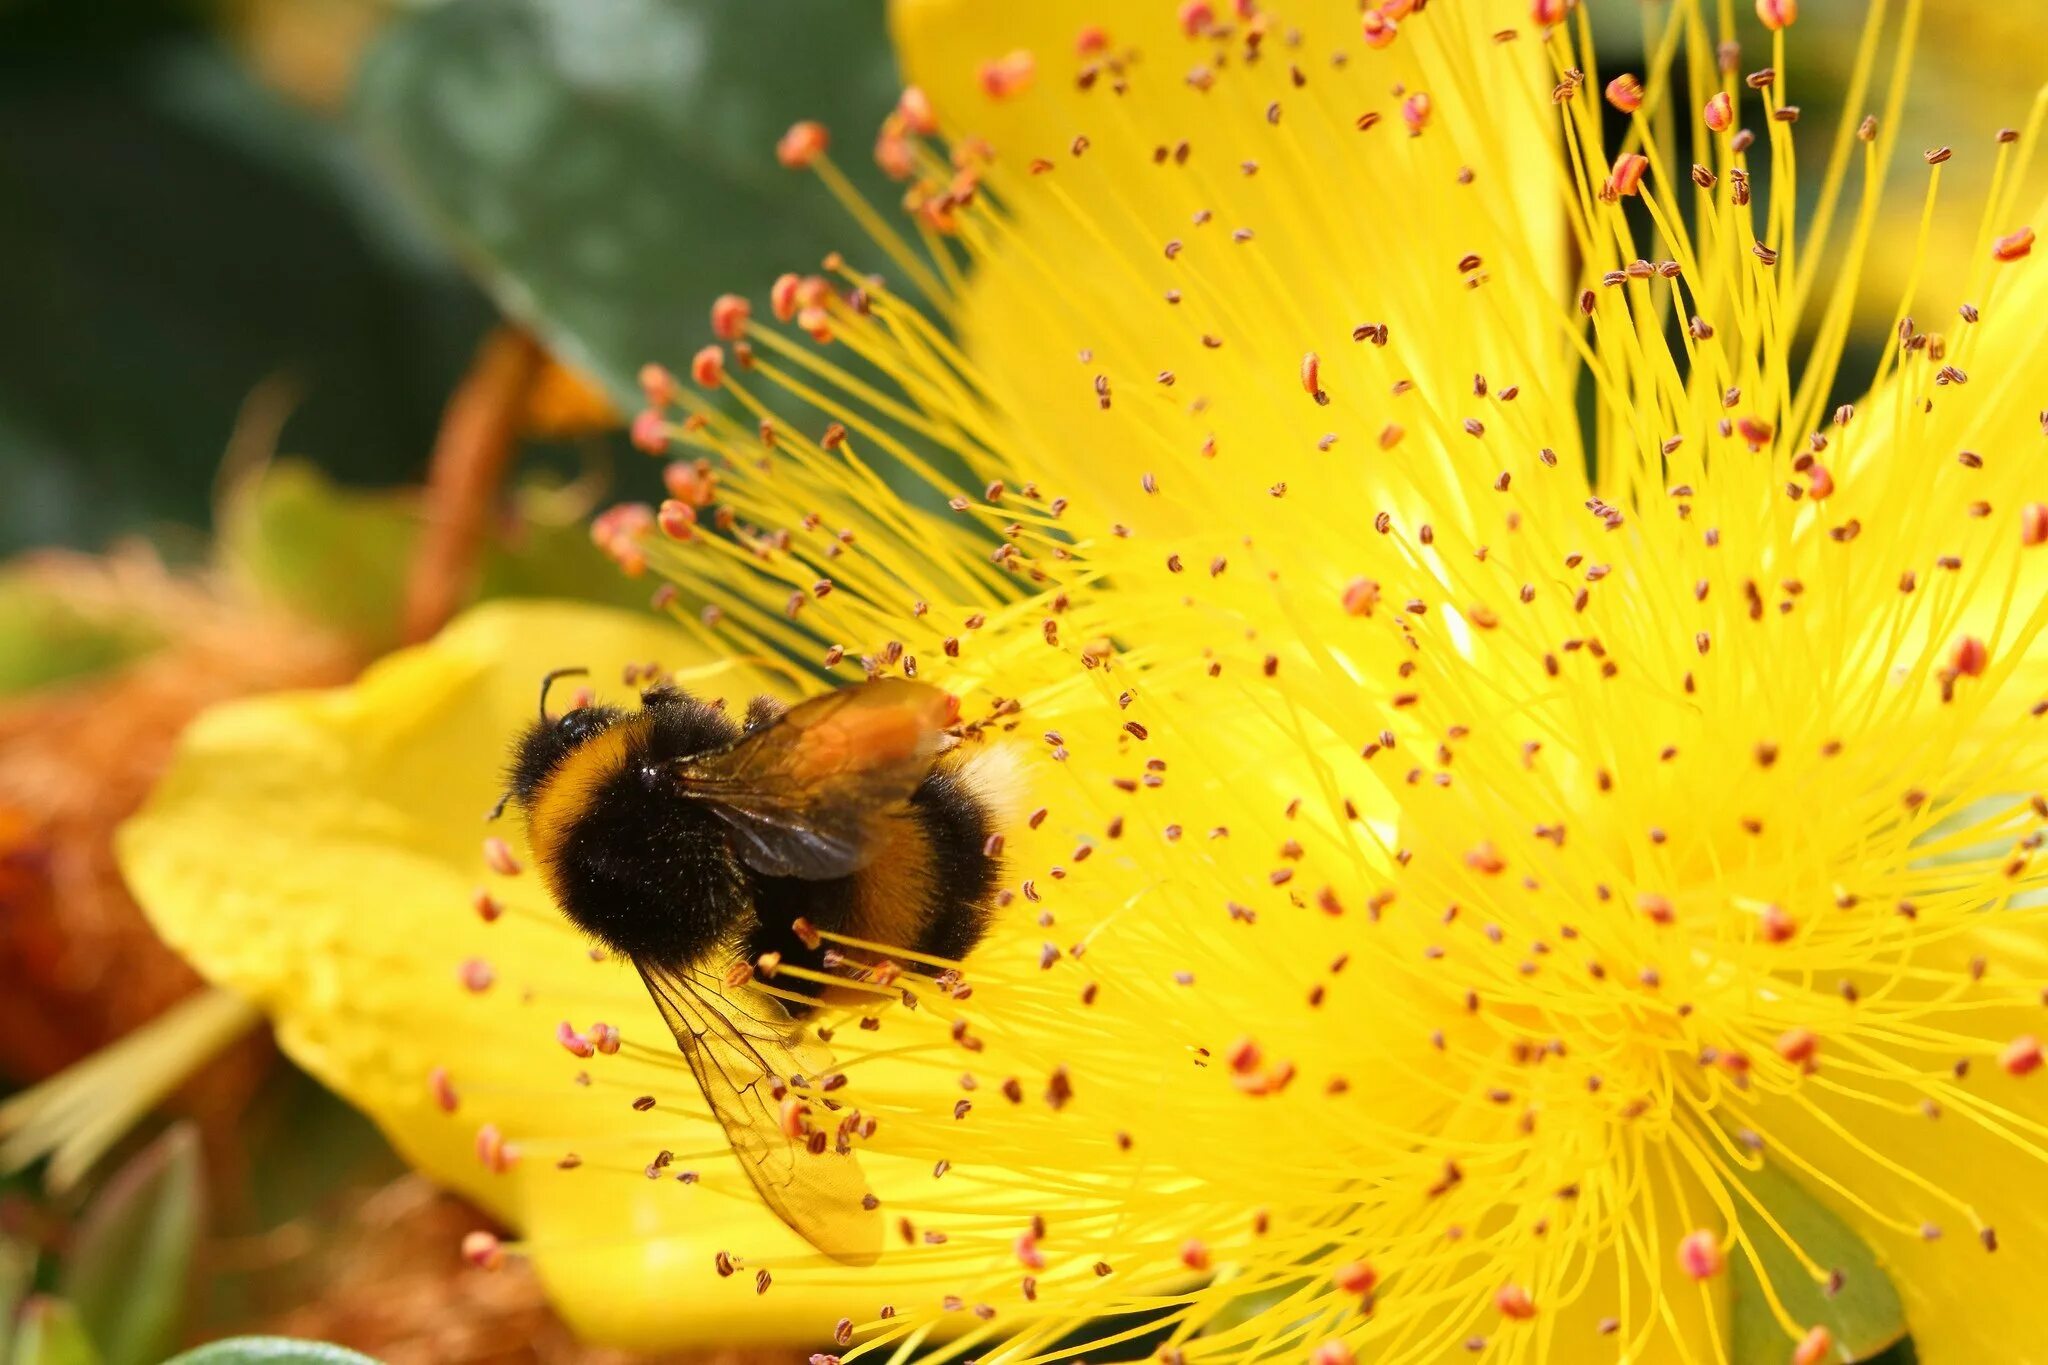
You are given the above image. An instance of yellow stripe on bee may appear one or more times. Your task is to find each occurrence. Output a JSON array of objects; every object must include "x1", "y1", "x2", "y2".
[{"x1": 525, "y1": 714, "x2": 649, "y2": 873}]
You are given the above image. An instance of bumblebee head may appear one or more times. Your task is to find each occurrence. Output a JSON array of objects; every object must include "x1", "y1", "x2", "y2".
[{"x1": 490, "y1": 667, "x2": 626, "y2": 818}]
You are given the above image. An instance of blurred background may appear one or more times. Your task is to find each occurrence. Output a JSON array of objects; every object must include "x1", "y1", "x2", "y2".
[{"x1": 0, "y1": 0, "x2": 2028, "y2": 1360}]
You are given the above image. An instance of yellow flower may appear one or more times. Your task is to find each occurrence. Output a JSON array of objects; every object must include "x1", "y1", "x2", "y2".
[{"x1": 121, "y1": 0, "x2": 2048, "y2": 1360}]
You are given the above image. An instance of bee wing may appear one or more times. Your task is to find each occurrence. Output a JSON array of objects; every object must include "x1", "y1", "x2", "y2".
[
  {"x1": 637, "y1": 961, "x2": 884, "y2": 1266},
  {"x1": 676, "y1": 678, "x2": 953, "y2": 880}
]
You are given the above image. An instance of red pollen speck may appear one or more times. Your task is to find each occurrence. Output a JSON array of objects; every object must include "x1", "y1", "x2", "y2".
[
  {"x1": 1179, "y1": 1240, "x2": 1211, "y2": 1271},
  {"x1": 1360, "y1": 10, "x2": 1398, "y2": 49},
  {"x1": 628, "y1": 404, "x2": 676, "y2": 456},
  {"x1": 1704, "y1": 91, "x2": 1734, "y2": 132},
  {"x1": 770, "y1": 273, "x2": 802, "y2": 322},
  {"x1": 777, "y1": 120, "x2": 830, "y2": 170},
  {"x1": 1177, "y1": 0, "x2": 1214, "y2": 38},
  {"x1": 1952, "y1": 635, "x2": 1989, "y2": 678},
  {"x1": 430, "y1": 1066, "x2": 459, "y2": 1113},
  {"x1": 2002, "y1": 1035, "x2": 2043, "y2": 1077},
  {"x1": 1332, "y1": 1260, "x2": 1378, "y2": 1295},
  {"x1": 1806, "y1": 463, "x2": 1834, "y2": 499},
  {"x1": 590, "y1": 1021, "x2": 620, "y2": 1054},
  {"x1": 1309, "y1": 1341, "x2": 1354, "y2": 1365},
  {"x1": 1608, "y1": 151, "x2": 1649, "y2": 197},
  {"x1": 979, "y1": 50, "x2": 1036, "y2": 101},
  {"x1": 1075, "y1": 24, "x2": 1110, "y2": 55},
  {"x1": 691, "y1": 345, "x2": 725, "y2": 389},
  {"x1": 2024, "y1": 503, "x2": 2048, "y2": 547},
  {"x1": 1300, "y1": 351, "x2": 1326, "y2": 403},
  {"x1": 637, "y1": 362, "x2": 676, "y2": 407},
  {"x1": 1226, "y1": 1037, "x2": 1262, "y2": 1074},
  {"x1": 556, "y1": 1020, "x2": 594, "y2": 1058},
  {"x1": 1015, "y1": 1230, "x2": 1047, "y2": 1269},
  {"x1": 1342, "y1": 577, "x2": 1380, "y2": 616},
  {"x1": 1676, "y1": 1230, "x2": 1723, "y2": 1279},
  {"x1": 474, "y1": 1123, "x2": 516, "y2": 1173},
  {"x1": 1401, "y1": 91, "x2": 1432, "y2": 135},
  {"x1": 664, "y1": 460, "x2": 717, "y2": 506},
  {"x1": 1638, "y1": 892, "x2": 1674, "y2": 925},
  {"x1": 459, "y1": 958, "x2": 494, "y2": 993},
  {"x1": 1995, "y1": 227, "x2": 2036, "y2": 262},
  {"x1": 472, "y1": 889, "x2": 502, "y2": 923},
  {"x1": 1529, "y1": 0, "x2": 1573, "y2": 24},
  {"x1": 658, "y1": 500, "x2": 698, "y2": 541},
  {"x1": 1761, "y1": 903, "x2": 1797, "y2": 943},
  {"x1": 1465, "y1": 842, "x2": 1506, "y2": 875},
  {"x1": 1605, "y1": 74, "x2": 1643, "y2": 112},
  {"x1": 710, "y1": 293, "x2": 752, "y2": 340},
  {"x1": 1756, "y1": 0, "x2": 1797, "y2": 28},
  {"x1": 1495, "y1": 1285, "x2": 1536, "y2": 1320},
  {"x1": 897, "y1": 86, "x2": 938, "y2": 136},
  {"x1": 482, "y1": 837, "x2": 520, "y2": 876},
  {"x1": 462, "y1": 1230, "x2": 506, "y2": 1270},
  {"x1": 1777, "y1": 1028, "x2": 1818, "y2": 1065},
  {"x1": 780, "y1": 1096, "x2": 812, "y2": 1138},
  {"x1": 1793, "y1": 1327, "x2": 1833, "y2": 1365}
]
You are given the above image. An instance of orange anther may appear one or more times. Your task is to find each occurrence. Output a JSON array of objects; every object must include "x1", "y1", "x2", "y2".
[
  {"x1": 776, "y1": 120, "x2": 830, "y2": 170},
  {"x1": 710, "y1": 293, "x2": 752, "y2": 341},
  {"x1": 1755, "y1": 0, "x2": 1797, "y2": 30}
]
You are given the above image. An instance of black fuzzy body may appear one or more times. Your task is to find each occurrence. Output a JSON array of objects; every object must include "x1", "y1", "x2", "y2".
[{"x1": 509, "y1": 685, "x2": 1001, "y2": 1000}]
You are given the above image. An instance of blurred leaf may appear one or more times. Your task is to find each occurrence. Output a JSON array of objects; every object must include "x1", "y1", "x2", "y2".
[
  {"x1": 0, "y1": 0, "x2": 493, "y2": 557},
  {"x1": 218, "y1": 459, "x2": 418, "y2": 651},
  {"x1": 163, "y1": 1340, "x2": 380, "y2": 1365},
  {"x1": 58, "y1": 1123, "x2": 204, "y2": 1365},
  {"x1": 353, "y1": 0, "x2": 902, "y2": 401},
  {"x1": 11, "y1": 1297, "x2": 103, "y2": 1365},
  {"x1": 0, "y1": 1238, "x2": 33, "y2": 1363},
  {"x1": 0, "y1": 574, "x2": 162, "y2": 697},
  {"x1": 220, "y1": 457, "x2": 649, "y2": 652},
  {"x1": 1729, "y1": 1159, "x2": 1907, "y2": 1363}
]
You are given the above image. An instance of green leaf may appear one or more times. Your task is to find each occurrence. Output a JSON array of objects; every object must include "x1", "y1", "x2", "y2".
[
  {"x1": 11, "y1": 1297, "x2": 103, "y2": 1365},
  {"x1": 57, "y1": 1123, "x2": 204, "y2": 1365},
  {"x1": 352, "y1": 0, "x2": 903, "y2": 402},
  {"x1": 218, "y1": 457, "x2": 652, "y2": 651},
  {"x1": 0, "y1": 7, "x2": 490, "y2": 557},
  {"x1": 217, "y1": 459, "x2": 421, "y2": 653},
  {"x1": 162, "y1": 1338, "x2": 382, "y2": 1365},
  {"x1": 1728, "y1": 1158, "x2": 1908, "y2": 1363}
]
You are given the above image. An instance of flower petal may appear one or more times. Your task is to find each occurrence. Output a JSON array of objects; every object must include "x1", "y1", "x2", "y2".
[{"x1": 891, "y1": 0, "x2": 1567, "y2": 533}]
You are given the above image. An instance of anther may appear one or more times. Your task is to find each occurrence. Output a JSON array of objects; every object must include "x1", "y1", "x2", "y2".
[
  {"x1": 776, "y1": 121, "x2": 830, "y2": 170},
  {"x1": 462, "y1": 1230, "x2": 505, "y2": 1270},
  {"x1": 1677, "y1": 1230, "x2": 1723, "y2": 1279},
  {"x1": 1755, "y1": 0, "x2": 1797, "y2": 29},
  {"x1": 482, "y1": 837, "x2": 520, "y2": 876}
]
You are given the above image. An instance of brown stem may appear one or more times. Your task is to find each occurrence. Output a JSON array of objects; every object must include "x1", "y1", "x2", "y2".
[{"x1": 400, "y1": 327, "x2": 547, "y2": 644}]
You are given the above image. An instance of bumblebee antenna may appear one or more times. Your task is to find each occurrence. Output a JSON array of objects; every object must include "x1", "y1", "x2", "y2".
[{"x1": 537, "y1": 666, "x2": 590, "y2": 720}]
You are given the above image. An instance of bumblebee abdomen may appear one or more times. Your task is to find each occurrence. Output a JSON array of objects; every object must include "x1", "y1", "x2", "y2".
[{"x1": 901, "y1": 763, "x2": 1000, "y2": 960}]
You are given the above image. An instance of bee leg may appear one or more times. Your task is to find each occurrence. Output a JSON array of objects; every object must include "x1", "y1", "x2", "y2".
[{"x1": 743, "y1": 695, "x2": 788, "y2": 732}]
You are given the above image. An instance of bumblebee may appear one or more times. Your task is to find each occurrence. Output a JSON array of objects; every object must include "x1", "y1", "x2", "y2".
[{"x1": 500, "y1": 669, "x2": 1005, "y2": 1264}]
